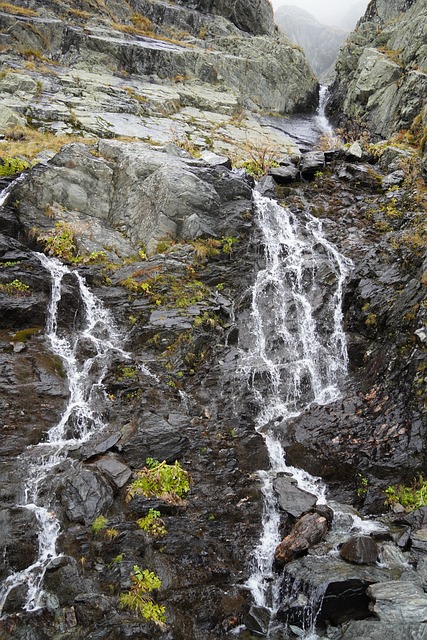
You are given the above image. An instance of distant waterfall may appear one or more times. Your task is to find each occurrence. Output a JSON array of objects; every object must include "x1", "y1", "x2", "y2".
[
  {"x1": 0, "y1": 254, "x2": 127, "y2": 615},
  {"x1": 316, "y1": 86, "x2": 334, "y2": 138},
  {"x1": 239, "y1": 192, "x2": 352, "y2": 630}
]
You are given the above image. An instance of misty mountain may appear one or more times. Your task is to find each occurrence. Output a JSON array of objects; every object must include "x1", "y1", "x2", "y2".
[
  {"x1": 338, "y1": 0, "x2": 369, "y2": 29},
  {"x1": 275, "y1": 4, "x2": 348, "y2": 79}
]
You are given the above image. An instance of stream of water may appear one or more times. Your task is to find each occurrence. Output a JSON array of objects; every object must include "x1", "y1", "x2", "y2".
[
  {"x1": 0, "y1": 247, "x2": 127, "y2": 615},
  {"x1": 238, "y1": 190, "x2": 353, "y2": 635}
]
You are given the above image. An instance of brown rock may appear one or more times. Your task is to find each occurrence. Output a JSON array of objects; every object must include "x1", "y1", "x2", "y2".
[
  {"x1": 274, "y1": 512, "x2": 328, "y2": 566},
  {"x1": 340, "y1": 536, "x2": 378, "y2": 565}
]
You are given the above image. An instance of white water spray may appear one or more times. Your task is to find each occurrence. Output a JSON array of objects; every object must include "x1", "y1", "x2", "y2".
[
  {"x1": 315, "y1": 86, "x2": 334, "y2": 138},
  {"x1": 0, "y1": 254, "x2": 127, "y2": 615},
  {"x1": 240, "y1": 192, "x2": 352, "y2": 622}
]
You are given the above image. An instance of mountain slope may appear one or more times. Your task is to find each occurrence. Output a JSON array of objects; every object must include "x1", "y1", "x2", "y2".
[
  {"x1": 328, "y1": 0, "x2": 427, "y2": 171},
  {"x1": 274, "y1": 4, "x2": 347, "y2": 78}
]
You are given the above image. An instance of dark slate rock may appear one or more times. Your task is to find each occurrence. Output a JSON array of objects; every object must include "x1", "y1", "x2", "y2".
[
  {"x1": 59, "y1": 465, "x2": 114, "y2": 525},
  {"x1": 269, "y1": 165, "x2": 300, "y2": 183},
  {"x1": 395, "y1": 507, "x2": 427, "y2": 531},
  {"x1": 300, "y1": 151, "x2": 325, "y2": 177},
  {"x1": 256, "y1": 175, "x2": 277, "y2": 196},
  {"x1": 74, "y1": 593, "x2": 113, "y2": 626},
  {"x1": 279, "y1": 556, "x2": 391, "y2": 627},
  {"x1": 0, "y1": 507, "x2": 39, "y2": 579},
  {"x1": 93, "y1": 456, "x2": 132, "y2": 489},
  {"x1": 340, "y1": 536, "x2": 379, "y2": 564},
  {"x1": 411, "y1": 528, "x2": 427, "y2": 554},
  {"x1": 273, "y1": 475, "x2": 317, "y2": 517},
  {"x1": 382, "y1": 170, "x2": 405, "y2": 189},
  {"x1": 79, "y1": 431, "x2": 122, "y2": 460},
  {"x1": 243, "y1": 605, "x2": 271, "y2": 636},
  {"x1": 120, "y1": 411, "x2": 190, "y2": 468},
  {"x1": 44, "y1": 556, "x2": 88, "y2": 607}
]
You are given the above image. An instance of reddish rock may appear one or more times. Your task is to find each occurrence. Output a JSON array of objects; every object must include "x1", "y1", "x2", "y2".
[
  {"x1": 340, "y1": 536, "x2": 378, "y2": 565},
  {"x1": 274, "y1": 512, "x2": 328, "y2": 566}
]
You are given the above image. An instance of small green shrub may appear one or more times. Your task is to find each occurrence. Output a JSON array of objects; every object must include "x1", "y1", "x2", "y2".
[
  {"x1": 137, "y1": 508, "x2": 167, "y2": 537},
  {"x1": 385, "y1": 476, "x2": 427, "y2": 511},
  {"x1": 36, "y1": 221, "x2": 76, "y2": 262},
  {"x1": 0, "y1": 156, "x2": 31, "y2": 177},
  {"x1": 0, "y1": 279, "x2": 31, "y2": 295},
  {"x1": 126, "y1": 458, "x2": 190, "y2": 505},
  {"x1": 119, "y1": 565, "x2": 166, "y2": 627},
  {"x1": 91, "y1": 515, "x2": 108, "y2": 534}
]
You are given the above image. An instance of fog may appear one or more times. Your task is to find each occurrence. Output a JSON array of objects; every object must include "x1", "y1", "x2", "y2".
[{"x1": 271, "y1": 0, "x2": 370, "y2": 27}]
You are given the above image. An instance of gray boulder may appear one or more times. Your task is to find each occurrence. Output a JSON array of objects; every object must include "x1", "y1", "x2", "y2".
[
  {"x1": 368, "y1": 581, "x2": 427, "y2": 623},
  {"x1": 273, "y1": 475, "x2": 317, "y2": 517},
  {"x1": 13, "y1": 141, "x2": 253, "y2": 257}
]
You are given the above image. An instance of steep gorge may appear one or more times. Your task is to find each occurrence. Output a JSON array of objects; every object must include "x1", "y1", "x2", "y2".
[{"x1": 0, "y1": 0, "x2": 427, "y2": 639}]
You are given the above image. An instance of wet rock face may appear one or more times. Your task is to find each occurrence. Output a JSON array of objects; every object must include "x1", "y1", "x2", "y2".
[
  {"x1": 328, "y1": 0, "x2": 427, "y2": 171},
  {"x1": 0, "y1": 0, "x2": 317, "y2": 119},
  {"x1": 12, "y1": 142, "x2": 253, "y2": 256}
]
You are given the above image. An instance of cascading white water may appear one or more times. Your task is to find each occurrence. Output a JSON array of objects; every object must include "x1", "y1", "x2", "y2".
[
  {"x1": 240, "y1": 192, "x2": 352, "y2": 627},
  {"x1": 0, "y1": 253, "x2": 127, "y2": 615},
  {"x1": 315, "y1": 86, "x2": 334, "y2": 138}
]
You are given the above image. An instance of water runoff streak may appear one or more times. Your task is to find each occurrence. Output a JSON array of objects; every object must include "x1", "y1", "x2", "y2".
[
  {"x1": 240, "y1": 191, "x2": 352, "y2": 632},
  {"x1": 0, "y1": 252, "x2": 127, "y2": 615}
]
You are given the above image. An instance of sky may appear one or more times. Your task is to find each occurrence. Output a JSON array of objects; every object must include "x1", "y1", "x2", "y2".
[{"x1": 270, "y1": 0, "x2": 370, "y2": 27}]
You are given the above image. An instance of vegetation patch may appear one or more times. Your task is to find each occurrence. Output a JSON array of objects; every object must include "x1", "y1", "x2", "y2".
[
  {"x1": 36, "y1": 221, "x2": 77, "y2": 262},
  {"x1": 137, "y1": 508, "x2": 167, "y2": 537},
  {"x1": 126, "y1": 458, "x2": 190, "y2": 505},
  {"x1": 0, "y1": 279, "x2": 31, "y2": 295},
  {"x1": 0, "y1": 156, "x2": 31, "y2": 177},
  {"x1": 120, "y1": 565, "x2": 166, "y2": 627},
  {"x1": 1, "y1": 127, "x2": 95, "y2": 161},
  {"x1": 385, "y1": 475, "x2": 427, "y2": 511},
  {"x1": 0, "y1": 2, "x2": 38, "y2": 16}
]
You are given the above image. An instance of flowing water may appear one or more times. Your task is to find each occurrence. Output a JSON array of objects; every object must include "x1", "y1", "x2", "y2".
[
  {"x1": 0, "y1": 251, "x2": 127, "y2": 615},
  {"x1": 239, "y1": 191, "x2": 353, "y2": 634},
  {"x1": 259, "y1": 85, "x2": 334, "y2": 151}
]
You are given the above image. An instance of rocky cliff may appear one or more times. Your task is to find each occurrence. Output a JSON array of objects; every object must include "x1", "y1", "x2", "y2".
[
  {"x1": 328, "y1": 0, "x2": 427, "y2": 170},
  {"x1": 1, "y1": 1, "x2": 427, "y2": 639},
  {"x1": 0, "y1": 0, "x2": 318, "y2": 144}
]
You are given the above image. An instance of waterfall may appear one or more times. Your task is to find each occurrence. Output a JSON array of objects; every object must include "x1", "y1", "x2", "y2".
[
  {"x1": 0, "y1": 254, "x2": 127, "y2": 615},
  {"x1": 240, "y1": 192, "x2": 352, "y2": 630},
  {"x1": 315, "y1": 86, "x2": 334, "y2": 138}
]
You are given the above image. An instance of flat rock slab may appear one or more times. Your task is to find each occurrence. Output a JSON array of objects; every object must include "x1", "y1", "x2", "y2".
[
  {"x1": 269, "y1": 165, "x2": 299, "y2": 183},
  {"x1": 368, "y1": 581, "x2": 427, "y2": 624},
  {"x1": 93, "y1": 456, "x2": 132, "y2": 489},
  {"x1": 273, "y1": 475, "x2": 317, "y2": 517}
]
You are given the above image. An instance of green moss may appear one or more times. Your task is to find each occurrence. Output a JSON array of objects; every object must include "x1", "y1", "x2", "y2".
[
  {"x1": 91, "y1": 515, "x2": 108, "y2": 534},
  {"x1": 13, "y1": 327, "x2": 41, "y2": 342}
]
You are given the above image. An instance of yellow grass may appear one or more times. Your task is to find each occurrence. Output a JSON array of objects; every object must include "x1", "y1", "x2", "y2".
[
  {"x1": 0, "y1": 127, "x2": 95, "y2": 161},
  {"x1": 0, "y1": 2, "x2": 38, "y2": 16}
]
